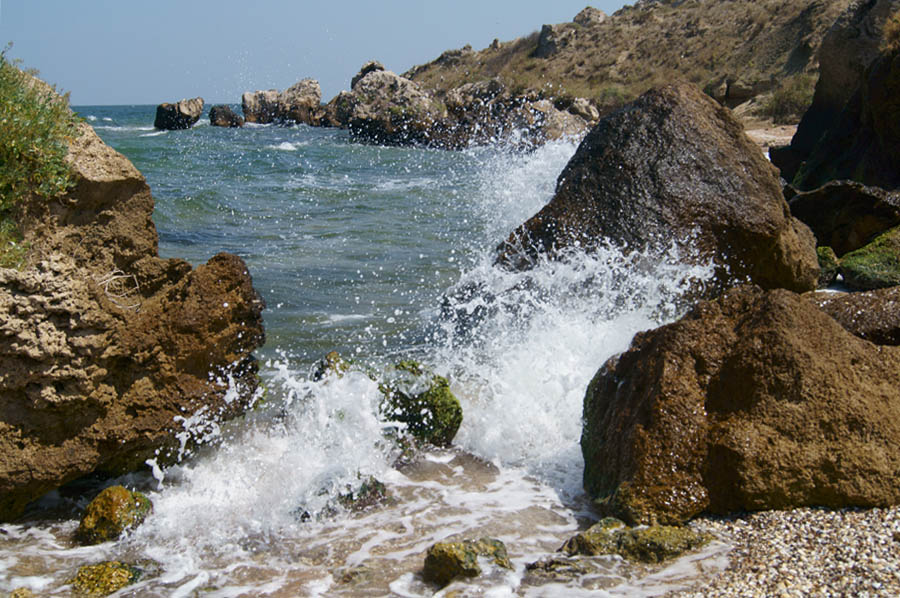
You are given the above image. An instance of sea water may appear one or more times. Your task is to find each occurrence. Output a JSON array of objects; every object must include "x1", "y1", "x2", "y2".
[{"x1": 0, "y1": 106, "x2": 723, "y2": 596}]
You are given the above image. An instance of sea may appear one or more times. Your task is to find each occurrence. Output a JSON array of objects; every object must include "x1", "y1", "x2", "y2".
[{"x1": 0, "y1": 106, "x2": 725, "y2": 597}]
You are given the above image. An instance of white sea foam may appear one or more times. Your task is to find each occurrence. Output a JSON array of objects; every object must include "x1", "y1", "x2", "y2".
[{"x1": 267, "y1": 141, "x2": 307, "y2": 151}]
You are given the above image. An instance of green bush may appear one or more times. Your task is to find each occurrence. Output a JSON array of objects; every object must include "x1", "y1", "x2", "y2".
[
  {"x1": 0, "y1": 44, "x2": 80, "y2": 267},
  {"x1": 762, "y1": 74, "x2": 816, "y2": 124}
]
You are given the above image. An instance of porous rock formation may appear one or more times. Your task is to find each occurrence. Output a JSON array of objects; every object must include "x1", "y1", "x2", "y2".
[
  {"x1": 209, "y1": 104, "x2": 244, "y2": 127},
  {"x1": 154, "y1": 97, "x2": 204, "y2": 130},
  {"x1": 497, "y1": 83, "x2": 819, "y2": 294},
  {"x1": 0, "y1": 120, "x2": 265, "y2": 521},
  {"x1": 582, "y1": 285, "x2": 900, "y2": 525},
  {"x1": 242, "y1": 79, "x2": 323, "y2": 125},
  {"x1": 810, "y1": 285, "x2": 900, "y2": 345}
]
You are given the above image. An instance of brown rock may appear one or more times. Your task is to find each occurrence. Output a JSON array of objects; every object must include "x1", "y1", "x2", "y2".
[
  {"x1": 582, "y1": 285, "x2": 900, "y2": 525},
  {"x1": 574, "y1": 7, "x2": 607, "y2": 26},
  {"x1": 351, "y1": 60, "x2": 385, "y2": 90},
  {"x1": 497, "y1": 83, "x2": 819, "y2": 294},
  {"x1": 810, "y1": 286, "x2": 900, "y2": 345},
  {"x1": 153, "y1": 97, "x2": 204, "y2": 130},
  {"x1": 75, "y1": 485, "x2": 152, "y2": 545},
  {"x1": 209, "y1": 104, "x2": 244, "y2": 127},
  {"x1": 532, "y1": 23, "x2": 578, "y2": 58},
  {"x1": 0, "y1": 89, "x2": 264, "y2": 521},
  {"x1": 279, "y1": 78, "x2": 322, "y2": 125},
  {"x1": 789, "y1": 180, "x2": 900, "y2": 256}
]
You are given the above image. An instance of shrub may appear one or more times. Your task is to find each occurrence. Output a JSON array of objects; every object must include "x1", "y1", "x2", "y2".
[
  {"x1": 762, "y1": 73, "x2": 816, "y2": 124},
  {"x1": 0, "y1": 44, "x2": 80, "y2": 267},
  {"x1": 884, "y1": 11, "x2": 900, "y2": 52}
]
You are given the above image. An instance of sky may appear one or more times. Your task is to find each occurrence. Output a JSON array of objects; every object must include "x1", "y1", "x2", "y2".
[{"x1": 0, "y1": 0, "x2": 629, "y2": 106}]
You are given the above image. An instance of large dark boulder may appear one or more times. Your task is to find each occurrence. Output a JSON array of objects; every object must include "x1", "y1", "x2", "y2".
[
  {"x1": 788, "y1": 180, "x2": 900, "y2": 256},
  {"x1": 497, "y1": 83, "x2": 819, "y2": 294},
  {"x1": 153, "y1": 97, "x2": 204, "y2": 130},
  {"x1": 810, "y1": 285, "x2": 900, "y2": 345},
  {"x1": 209, "y1": 104, "x2": 244, "y2": 127},
  {"x1": 241, "y1": 89, "x2": 281, "y2": 124},
  {"x1": 582, "y1": 285, "x2": 900, "y2": 525}
]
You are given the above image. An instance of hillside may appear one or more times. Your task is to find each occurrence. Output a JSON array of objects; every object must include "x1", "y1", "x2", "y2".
[{"x1": 405, "y1": 0, "x2": 851, "y2": 119}]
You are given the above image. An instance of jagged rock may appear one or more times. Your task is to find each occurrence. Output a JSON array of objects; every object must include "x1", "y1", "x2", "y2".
[
  {"x1": 532, "y1": 23, "x2": 578, "y2": 58},
  {"x1": 76, "y1": 485, "x2": 152, "y2": 545},
  {"x1": 574, "y1": 7, "x2": 607, "y2": 26},
  {"x1": 582, "y1": 285, "x2": 900, "y2": 525},
  {"x1": 423, "y1": 538, "x2": 512, "y2": 587},
  {"x1": 153, "y1": 97, "x2": 204, "y2": 130},
  {"x1": 339, "y1": 69, "x2": 446, "y2": 146},
  {"x1": 69, "y1": 561, "x2": 141, "y2": 596},
  {"x1": 817, "y1": 246, "x2": 840, "y2": 287},
  {"x1": 568, "y1": 97, "x2": 600, "y2": 122},
  {"x1": 379, "y1": 361, "x2": 462, "y2": 446},
  {"x1": 0, "y1": 94, "x2": 265, "y2": 522},
  {"x1": 209, "y1": 104, "x2": 244, "y2": 127},
  {"x1": 241, "y1": 89, "x2": 281, "y2": 124},
  {"x1": 781, "y1": 0, "x2": 900, "y2": 178},
  {"x1": 560, "y1": 518, "x2": 711, "y2": 563},
  {"x1": 811, "y1": 286, "x2": 900, "y2": 345},
  {"x1": 792, "y1": 46, "x2": 900, "y2": 191},
  {"x1": 351, "y1": 60, "x2": 385, "y2": 89},
  {"x1": 280, "y1": 78, "x2": 322, "y2": 124},
  {"x1": 788, "y1": 180, "x2": 900, "y2": 256},
  {"x1": 839, "y1": 225, "x2": 900, "y2": 289},
  {"x1": 497, "y1": 83, "x2": 819, "y2": 295}
]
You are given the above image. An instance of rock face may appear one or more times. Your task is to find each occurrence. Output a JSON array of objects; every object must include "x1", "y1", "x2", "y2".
[
  {"x1": 782, "y1": 0, "x2": 900, "y2": 175},
  {"x1": 497, "y1": 83, "x2": 819, "y2": 294},
  {"x1": 153, "y1": 97, "x2": 204, "y2": 130},
  {"x1": 582, "y1": 285, "x2": 900, "y2": 525},
  {"x1": 573, "y1": 7, "x2": 607, "y2": 26},
  {"x1": 811, "y1": 285, "x2": 900, "y2": 345},
  {"x1": 532, "y1": 23, "x2": 578, "y2": 58},
  {"x1": 791, "y1": 46, "x2": 900, "y2": 191},
  {"x1": 788, "y1": 180, "x2": 900, "y2": 256},
  {"x1": 0, "y1": 120, "x2": 265, "y2": 521},
  {"x1": 241, "y1": 80, "x2": 322, "y2": 125},
  {"x1": 209, "y1": 104, "x2": 244, "y2": 127},
  {"x1": 351, "y1": 60, "x2": 385, "y2": 89}
]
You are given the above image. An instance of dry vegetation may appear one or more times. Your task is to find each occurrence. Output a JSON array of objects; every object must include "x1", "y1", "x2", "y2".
[{"x1": 405, "y1": 0, "x2": 850, "y2": 116}]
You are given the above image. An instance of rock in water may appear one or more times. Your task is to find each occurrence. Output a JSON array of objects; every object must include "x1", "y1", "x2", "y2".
[
  {"x1": 423, "y1": 538, "x2": 512, "y2": 588},
  {"x1": 0, "y1": 88, "x2": 265, "y2": 521},
  {"x1": 69, "y1": 561, "x2": 141, "y2": 596},
  {"x1": 76, "y1": 486, "x2": 152, "y2": 545},
  {"x1": 582, "y1": 285, "x2": 900, "y2": 525},
  {"x1": 209, "y1": 104, "x2": 244, "y2": 127},
  {"x1": 241, "y1": 89, "x2": 281, "y2": 124},
  {"x1": 497, "y1": 83, "x2": 818, "y2": 295},
  {"x1": 559, "y1": 518, "x2": 711, "y2": 563},
  {"x1": 279, "y1": 78, "x2": 322, "y2": 124},
  {"x1": 153, "y1": 97, "x2": 204, "y2": 130},
  {"x1": 379, "y1": 361, "x2": 462, "y2": 447}
]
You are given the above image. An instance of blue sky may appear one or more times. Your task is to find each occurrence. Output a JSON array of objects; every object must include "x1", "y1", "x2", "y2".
[{"x1": 0, "y1": 1, "x2": 629, "y2": 106}]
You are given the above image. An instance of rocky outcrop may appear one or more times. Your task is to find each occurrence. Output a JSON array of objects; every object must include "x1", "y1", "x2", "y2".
[
  {"x1": 582, "y1": 285, "x2": 900, "y2": 525},
  {"x1": 497, "y1": 83, "x2": 819, "y2": 294},
  {"x1": 811, "y1": 285, "x2": 900, "y2": 344},
  {"x1": 788, "y1": 180, "x2": 900, "y2": 256},
  {"x1": 351, "y1": 60, "x2": 384, "y2": 89},
  {"x1": 779, "y1": 0, "x2": 900, "y2": 178},
  {"x1": 153, "y1": 97, "x2": 204, "y2": 130},
  {"x1": 241, "y1": 80, "x2": 322, "y2": 125},
  {"x1": 791, "y1": 46, "x2": 900, "y2": 191},
  {"x1": 573, "y1": 7, "x2": 607, "y2": 26},
  {"x1": 209, "y1": 104, "x2": 244, "y2": 127},
  {"x1": 532, "y1": 23, "x2": 578, "y2": 58},
  {"x1": 0, "y1": 117, "x2": 264, "y2": 520}
]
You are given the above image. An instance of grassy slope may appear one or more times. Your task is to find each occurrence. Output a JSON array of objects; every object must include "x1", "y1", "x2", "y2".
[{"x1": 405, "y1": 0, "x2": 850, "y2": 113}]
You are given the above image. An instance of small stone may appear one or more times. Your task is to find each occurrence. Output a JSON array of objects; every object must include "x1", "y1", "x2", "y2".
[
  {"x1": 379, "y1": 361, "x2": 462, "y2": 447},
  {"x1": 69, "y1": 561, "x2": 141, "y2": 596},
  {"x1": 423, "y1": 537, "x2": 512, "y2": 587},
  {"x1": 561, "y1": 520, "x2": 711, "y2": 563},
  {"x1": 75, "y1": 486, "x2": 152, "y2": 545}
]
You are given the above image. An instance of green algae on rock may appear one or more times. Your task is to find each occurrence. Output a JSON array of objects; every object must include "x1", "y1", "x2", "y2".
[
  {"x1": 817, "y1": 246, "x2": 840, "y2": 288},
  {"x1": 560, "y1": 518, "x2": 711, "y2": 563},
  {"x1": 69, "y1": 561, "x2": 141, "y2": 596},
  {"x1": 423, "y1": 537, "x2": 512, "y2": 588},
  {"x1": 839, "y1": 226, "x2": 900, "y2": 290},
  {"x1": 379, "y1": 361, "x2": 462, "y2": 447},
  {"x1": 75, "y1": 485, "x2": 152, "y2": 545},
  {"x1": 8, "y1": 589, "x2": 36, "y2": 598}
]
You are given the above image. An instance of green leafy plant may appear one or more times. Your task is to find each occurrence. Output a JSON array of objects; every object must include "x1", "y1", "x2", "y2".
[{"x1": 0, "y1": 43, "x2": 80, "y2": 268}]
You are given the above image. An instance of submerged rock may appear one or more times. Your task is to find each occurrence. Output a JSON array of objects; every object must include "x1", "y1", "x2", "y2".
[
  {"x1": 560, "y1": 518, "x2": 711, "y2": 563},
  {"x1": 422, "y1": 537, "x2": 512, "y2": 587},
  {"x1": 153, "y1": 97, "x2": 204, "y2": 130},
  {"x1": 582, "y1": 285, "x2": 900, "y2": 525},
  {"x1": 839, "y1": 225, "x2": 900, "y2": 289},
  {"x1": 379, "y1": 361, "x2": 462, "y2": 447},
  {"x1": 69, "y1": 561, "x2": 141, "y2": 596},
  {"x1": 76, "y1": 485, "x2": 152, "y2": 545},
  {"x1": 497, "y1": 83, "x2": 818, "y2": 295}
]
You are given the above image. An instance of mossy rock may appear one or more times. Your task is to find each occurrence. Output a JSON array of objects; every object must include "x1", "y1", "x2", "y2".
[
  {"x1": 75, "y1": 486, "x2": 152, "y2": 545},
  {"x1": 8, "y1": 589, "x2": 36, "y2": 598},
  {"x1": 311, "y1": 350, "x2": 352, "y2": 381},
  {"x1": 69, "y1": 561, "x2": 141, "y2": 596},
  {"x1": 337, "y1": 475, "x2": 391, "y2": 512},
  {"x1": 817, "y1": 246, "x2": 840, "y2": 288},
  {"x1": 560, "y1": 519, "x2": 711, "y2": 563},
  {"x1": 379, "y1": 361, "x2": 462, "y2": 447},
  {"x1": 839, "y1": 226, "x2": 900, "y2": 290},
  {"x1": 423, "y1": 537, "x2": 512, "y2": 587}
]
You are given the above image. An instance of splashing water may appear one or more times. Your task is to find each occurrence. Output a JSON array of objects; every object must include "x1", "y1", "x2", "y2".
[{"x1": 0, "y1": 112, "x2": 723, "y2": 597}]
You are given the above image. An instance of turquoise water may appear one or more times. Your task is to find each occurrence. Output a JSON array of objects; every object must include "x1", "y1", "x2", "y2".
[{"x1": 0, "y1": 107, "x2": 719, "y2": 596}]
